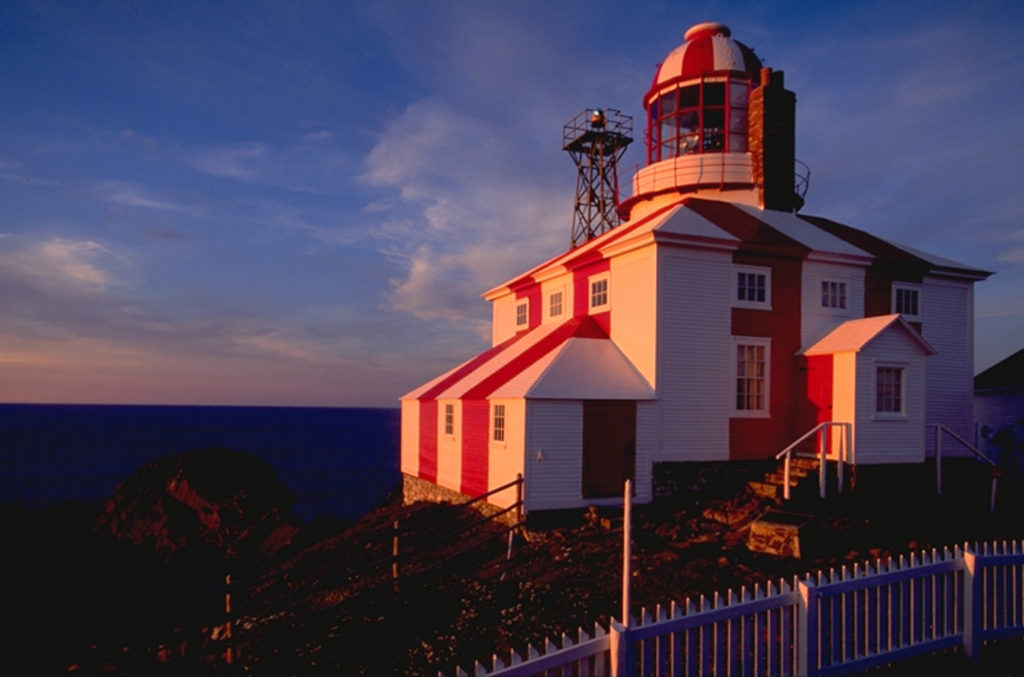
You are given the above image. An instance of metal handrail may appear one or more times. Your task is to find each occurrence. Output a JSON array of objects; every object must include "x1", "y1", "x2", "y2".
[
  {"x1": 775, "y1": 421, "x2": 853, "y2": 500},
  {"x1": 933, "y1": 425, "x2": 998, "y2": 513}
]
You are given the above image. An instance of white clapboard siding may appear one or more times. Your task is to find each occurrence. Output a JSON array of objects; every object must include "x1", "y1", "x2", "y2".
[
  {"x1": 656, "y1": 247, "x2": 733, "y2": 461},
  {"x1": 853, "y1": 329, "x2": 927, "y2": 464},
  {"x1": 921, "y1": 275, "x2": 975, "y2": 454},
  {"x1": 523, "y1": 400, "x2": 584, "y2": 511}
]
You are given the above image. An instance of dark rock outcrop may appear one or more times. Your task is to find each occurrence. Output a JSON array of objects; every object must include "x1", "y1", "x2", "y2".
[{"x1": 94, "y1": 446, "x2": 300, "y2": 566}]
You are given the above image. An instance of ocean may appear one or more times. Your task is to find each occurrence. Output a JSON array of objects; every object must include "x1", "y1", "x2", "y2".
[{"x1": 0, "y1": 404, "x2": 401, "y2": 522}]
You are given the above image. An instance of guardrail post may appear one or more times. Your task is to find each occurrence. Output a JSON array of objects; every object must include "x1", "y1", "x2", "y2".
[
  {"x1": 797, "y1": 579, "x2": 819, "y2": 677},
  {"x1": 783, "y1": 452, "x2": 792, "y2": 501},
  {"x1": 963, "y1": 549, "x2": 982, "y2": 663},
  {"x1": 818, "y1": 430, "x2": 827, "y2": 499}
]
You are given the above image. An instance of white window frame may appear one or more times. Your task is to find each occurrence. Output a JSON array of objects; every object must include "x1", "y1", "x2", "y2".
[
  {"x1": 443, "y1": 402, "x2": 455, "y2": 436},
  {"x1": 733, "y1": 337, "x2": 770, "y2": 417},
  {"x1": 734, "y1": 265, "x2": 771, "y2": 309},
  {"x1": 874, "y1": 363, "x2": 907, "y2": 420},
  {"x1": 548, "y1": 289, "x2": 564, "y2": 318},
  {"x1": 589, "y1": 274, "x2": 610, "y2": 311},
  {"x1": 819, "y1": 279, "x2": 849, "y2": 312},
  {"x1": 492, "y1": 403, "x2": 506, "y2": 442},
  {"x1": 515, "y1": 299, "x2": 529, "y2": 327},
  {"x1": 892, "y1": 283, "x2": 921, "y2": 320}
]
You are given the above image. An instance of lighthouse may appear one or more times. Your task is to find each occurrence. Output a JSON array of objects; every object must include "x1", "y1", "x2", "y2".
[{"x1": 400, "y1": 23, "x2": 990, "y2": 515}]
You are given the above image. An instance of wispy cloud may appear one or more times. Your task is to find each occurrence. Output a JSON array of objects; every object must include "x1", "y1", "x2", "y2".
[
  {"x1": 365, "y1": 99, "x2": 568, "y2": 333},
  {"x1": 0, "y1": 235, "x2": 121, "y2": 295},
  {"x1": 89, "y1": 180, "x2": 204, "y2": 216},
  {"x1": 189, "y1": 132, "x2": 356, "y2": 195}
]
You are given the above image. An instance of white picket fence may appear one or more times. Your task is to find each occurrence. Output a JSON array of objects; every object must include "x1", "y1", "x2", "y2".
[{"x1": 450, "y1": 540, "x2": 1024, "y2": 677}]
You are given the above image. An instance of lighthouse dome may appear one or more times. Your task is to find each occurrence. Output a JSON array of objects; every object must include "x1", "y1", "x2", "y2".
[{"x1": 648, "y1": 22, "x2": 762, "y2": 96}]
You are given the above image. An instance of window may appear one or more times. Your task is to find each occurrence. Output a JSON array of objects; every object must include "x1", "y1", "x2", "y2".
[
  {"x1": 876, "y1": 367, "x2": 904, "y2": 415},
  {"x1": 548, "y1": 291, "x2": 563, "y2": 318},
  {"x1": 734, "y1": 339, "x2": 769, "y2": 415},
  {"x1": 590, "y1": 277, "x2": 609, "y2": 309},
  {"x1": 820, "y1": 280, "x2": 847, "y2": 309},
  {"x1": 893, "y1": 285, "x2": 920, "y2": 318},
  {"x1": 734, "y1": 265, "x2": 771, "y2": 308},
  {"x1": 443, "y1": 403, "x2": 454, "y2": 435},
  {"x1": 515, "y1": 300, "x2": 528, "y2": 327},
  {"x1": 647, "y1": 76, "x2": 751, "y2": 163},
  {"x1": 492, "y1": 404, "x2": 506, "y2": 442}
]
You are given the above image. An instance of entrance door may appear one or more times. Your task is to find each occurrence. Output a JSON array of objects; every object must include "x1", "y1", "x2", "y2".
[{"x1": 582, "y1": 400, "x2": 636, "y2": 499}]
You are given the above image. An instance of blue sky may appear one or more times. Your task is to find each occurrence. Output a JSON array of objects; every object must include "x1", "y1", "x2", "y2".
[{"x1": 1, "y1": 1, "x2": 1022, "y2": 406}]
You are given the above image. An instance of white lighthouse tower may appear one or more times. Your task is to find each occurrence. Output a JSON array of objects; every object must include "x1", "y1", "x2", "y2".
[{"x1": 399, "y1": 22, "x2": 989, "y2": 516}]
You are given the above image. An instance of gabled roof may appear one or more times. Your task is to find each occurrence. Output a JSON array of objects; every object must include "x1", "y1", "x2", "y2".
[
  {"x1": 802, "y1": 314, "x2": 936, "y2": 356},
  {"x1": 975, "y1": 347, "x2": 1024, "y2": 391},
  {"x1": 491, "y1": 337, "x2": 655, "y2": 399},
  {"x1": 485, "y1": 196, "x2": 992, "y2": 301},
  {"x1": 401, "y1": 315, "x2": 652, "y2": 402},
  {"x1": 798, "y1": 214, "x2": 992, "y2": 280}
]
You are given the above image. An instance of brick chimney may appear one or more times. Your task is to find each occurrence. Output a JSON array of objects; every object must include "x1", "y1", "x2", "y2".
[{"x1": 749, "y1": 67, "x2": 799, "y2": 211}]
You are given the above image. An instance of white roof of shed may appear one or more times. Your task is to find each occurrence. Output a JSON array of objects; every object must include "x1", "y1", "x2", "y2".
[
  {"x1": 802, "y1": 314, "x2": 936, "y2": 356},
  {"x1": 490, "y1": 337, "x2": 656, "y2": 400}
]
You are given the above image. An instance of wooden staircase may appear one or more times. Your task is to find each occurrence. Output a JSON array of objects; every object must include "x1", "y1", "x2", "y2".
[{"x1": 747, "y1": 456, "x2": 820, "y2": 499}]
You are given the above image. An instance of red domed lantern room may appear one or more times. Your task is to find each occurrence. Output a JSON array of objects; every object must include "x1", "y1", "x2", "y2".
[
  {"x1": 646, "y1": 22, "x2": 761, "y2": 160},
  {"x1": 623, "y1": 21, "x2": 802, "y2": 216}
]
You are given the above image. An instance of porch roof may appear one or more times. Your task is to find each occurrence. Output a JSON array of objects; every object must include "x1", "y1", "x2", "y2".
[
  {"x1": 802, "y1": 314, "x2": 937, "y2": 356},
  {"x1": 401, "y1": 315, "x2": 652, "y2": 402}
]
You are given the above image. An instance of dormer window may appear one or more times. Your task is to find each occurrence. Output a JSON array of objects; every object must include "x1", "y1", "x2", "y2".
[
  {"x1": 515, "y1": 300, "x2": 529, "y2": 327},
  {"x1": 589, "y1": 276, "x2": 609, "y2": 310},
  {"x1": 548, "y1": 291, "x2": 563, "y2": 318}
]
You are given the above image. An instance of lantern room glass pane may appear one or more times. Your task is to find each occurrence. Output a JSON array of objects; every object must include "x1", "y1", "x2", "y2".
[
  {"x1": 679, "y1": 85, "x2": 699, "y2": 108},
  {"x1": 730, "y1": 81, "x2": 749, "y2": 107},
  {"x1": 659, "y1": 92, "x2": 676, "y2": 115},
  {"x1": 704, "y1": 82, "x2": 725, "y2": 106}
]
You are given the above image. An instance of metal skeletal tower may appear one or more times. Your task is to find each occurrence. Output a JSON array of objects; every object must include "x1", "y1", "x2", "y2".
[{"x1": 563, "y1": 108, "x2": 633, "y2": 248}]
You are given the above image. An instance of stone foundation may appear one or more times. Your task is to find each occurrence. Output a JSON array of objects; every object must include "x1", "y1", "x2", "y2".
[{"x1": 402, "y1": 473, "x2": 520, "y2": 524}]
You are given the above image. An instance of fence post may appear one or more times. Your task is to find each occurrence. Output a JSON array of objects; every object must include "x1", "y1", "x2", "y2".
[
  {"x1": 797, "y1": 579, "x2": 819, "y2": 677},
  {"x1": 224, "y1": 573, "x2": 234, "y2": 666},
  {"x1": 515, "y1": 473, "x2": 524, "y2": 526},
  {"x1": 622, "y1": 479, "x2": 632, "y2": 627},
  {"x1": 392, "y1": 520, "x2": 400, "y2": 582},
  {"x1": 610, "y1": 619, "x2": 634, "y2": 677},
  {"x1": 963, "y1": 548, "x2": 982, "y2": 663},
  {"x1": 936, "y1": 426, "x2": 943, "y2": 496}
]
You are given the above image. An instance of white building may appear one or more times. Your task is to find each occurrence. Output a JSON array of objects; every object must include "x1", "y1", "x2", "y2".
[{"x1": 400, "y1": 22, "x2": 991, "y2": 514}]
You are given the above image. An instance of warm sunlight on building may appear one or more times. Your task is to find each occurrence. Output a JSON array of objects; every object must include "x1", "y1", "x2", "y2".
[{"x1": 400, "y1": 22, "x2": 992, "y2": 514}]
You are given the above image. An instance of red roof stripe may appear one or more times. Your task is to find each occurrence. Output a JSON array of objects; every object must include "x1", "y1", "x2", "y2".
[
  {"x1": 417, "y1": 331, "x2": 525, "y2": 401},
  {"x1": 686, "y1": 199, "x2": 810, "y2": 254},
  {"x1": 462, "y1": 315, "x2": 608, "y2": 400}
]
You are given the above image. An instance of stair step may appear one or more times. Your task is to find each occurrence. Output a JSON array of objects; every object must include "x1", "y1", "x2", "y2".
[
  {"x1": 779, "y1": 466, "x2": 809, "y2": 478},
  {"x1": 791, "y1": 457, "x2": 820, "y2": 471},
  {"x1": 747, "y1": 481, "x2": 781, "y2": 499},
  {"x1": 764, "y1": 472, "x2": 799, "y2": 487}
]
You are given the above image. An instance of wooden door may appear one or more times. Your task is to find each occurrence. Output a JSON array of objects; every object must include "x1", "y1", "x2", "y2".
[{"x1": 581, "y1": 400, "x2": 636, "y2": 499}]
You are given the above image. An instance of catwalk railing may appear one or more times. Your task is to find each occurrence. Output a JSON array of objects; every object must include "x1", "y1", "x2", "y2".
[{"x1": 454, "y1": 540, "x2": 1023, "y2": 677}]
